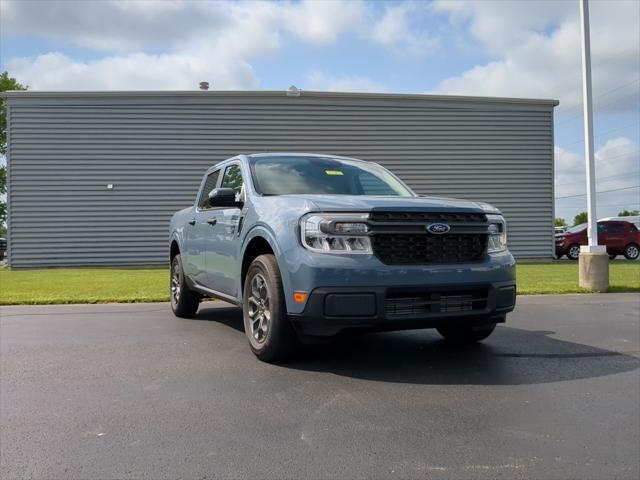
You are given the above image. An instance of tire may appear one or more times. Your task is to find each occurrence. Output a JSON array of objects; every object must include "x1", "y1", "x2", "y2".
[
  {"x1": 566, "y1": 244, "x2": 581, "y2": 260},
  {"x1": 437, "y1": 323, "x2": 497, "y2": 344},
  {"x1": 623, "y1": 243, "x2": 640, "y2": 260},
  {"x1": 243, "y1": 254, "x2": 298, "y2": 362},
  {"x1": 170, "y1": 254, "x2": 200, "y2": 318}
]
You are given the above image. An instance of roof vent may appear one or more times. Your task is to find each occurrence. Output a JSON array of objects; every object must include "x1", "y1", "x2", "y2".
[
  {"x1": 287, "y1": 85, "x2": 301, "y2": 97},
  {"x1": 199, "y1": 82, "x2": 210, "y2": 91}
]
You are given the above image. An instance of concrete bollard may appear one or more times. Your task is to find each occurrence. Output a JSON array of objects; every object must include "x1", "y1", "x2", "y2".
[{"x1": 579, "y1": 252, "x2": 609, "y2": 292}]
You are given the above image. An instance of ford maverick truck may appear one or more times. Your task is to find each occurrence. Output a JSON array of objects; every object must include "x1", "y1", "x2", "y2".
[{"x1": 170, "y1": 153, "x2": 516, "y2": 361}]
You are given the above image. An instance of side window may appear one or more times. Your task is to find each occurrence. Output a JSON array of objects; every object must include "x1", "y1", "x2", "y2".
[
  {"x1": 198, "y1": 170, "x2": 220, "y2": 209},
  {"x1": 597, "y1": 224, "x2": 608, "y2": 234},
  {"x1": 221, "y1": 164, "x2": 244, "y2": 197},
  {"x1": 608, "y1": 223, "x2": 626, "y2": 233}
]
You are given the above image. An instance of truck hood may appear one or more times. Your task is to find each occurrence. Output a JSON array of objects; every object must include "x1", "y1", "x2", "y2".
[{"x1": 282, "y1": 194, "x2": 497, "y2": 214}]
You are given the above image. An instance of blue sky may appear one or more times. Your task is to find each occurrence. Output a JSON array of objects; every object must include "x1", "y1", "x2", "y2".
[{"x1": 1, "y1": 0, "x2": 638, "y2": 223}]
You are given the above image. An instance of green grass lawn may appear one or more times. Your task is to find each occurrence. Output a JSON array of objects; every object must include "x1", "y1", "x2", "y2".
[
  {"x1": 0, "y1": 261, "x2": 638, "y2": 305},
  {"x1": 0, "y1": 267, "x2": 168, "y2": 305}
]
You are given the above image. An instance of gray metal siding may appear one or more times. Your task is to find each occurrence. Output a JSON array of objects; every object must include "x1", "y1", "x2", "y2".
[{"x1": 6, "y1": 91, "x2": 556, "y2": 267}]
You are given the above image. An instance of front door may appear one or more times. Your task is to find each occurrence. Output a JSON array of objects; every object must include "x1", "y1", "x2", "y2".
[
  {"x1": 206, "y1": 163, "x2": 245, "y2": 296},
  {"x1": 184, "y1": 169, "x2": 221, "y2": 287}
]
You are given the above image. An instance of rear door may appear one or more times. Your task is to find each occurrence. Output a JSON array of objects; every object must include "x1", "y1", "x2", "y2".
[
  {"x1": 206, "y1": 163, "x2": 245, "y2": 296},
  {"x1": 603, "y1": 222, "x2": 628, "y2": 253},
  {"x1": 184, "y1": 169, "x2": 221, "y2": 286}
]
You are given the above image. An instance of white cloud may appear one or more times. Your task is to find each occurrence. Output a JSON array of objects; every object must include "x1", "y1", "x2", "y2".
[
  {"x1": 282, "y1": 0, "x2": 364, "y2": 45},
  {"x1": 7, "y1": 51, "x2": 257, "y2": 90},
  {"x1": 369, "y1": 1, "x2": 439, "y2": 56},
  {"x1": 305, "y1": 71, "x2": 386, "y2": 93},
  {"x1": 554, "y1": 137, "x2": 640, "y2": 221},
  {"x1": 595, "y1": 137, "x2": 640, "y2": 184},
  {"x1": 434, "y1": 0, "x2": 574, "y2": 56},
  {"x1": 1, "y1": 0, "x2": 365, "y2": 90},
  {"x1": 433, "y1": 0, "x2": 640, "y2": 113},
  {"x1": 1, "y1": 0, "x2": 229, "y2": 53},
  {"x1": 1, "y1": 0, "x2": 364, "y2": 51},
  {"x1": 554, "y1": 145, "x2": 585, "y2": 198}
]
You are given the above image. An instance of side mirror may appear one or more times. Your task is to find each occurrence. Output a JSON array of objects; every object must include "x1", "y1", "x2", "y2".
[{"x1": 207, "y1": 188, "x2": 242, "y2": 208}]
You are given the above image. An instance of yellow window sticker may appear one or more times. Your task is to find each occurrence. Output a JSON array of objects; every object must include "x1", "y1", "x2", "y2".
[{"x1": 325, "y1": 170, "x2": 344, "y2": 176}]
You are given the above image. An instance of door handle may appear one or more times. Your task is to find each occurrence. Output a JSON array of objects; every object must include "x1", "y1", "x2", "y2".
[
  {"x1": 188, "y1": 219, "x2": 196, "y2": 226},
  {"x1": 207, "y1": 218, "x2": 217, "y2": 226}
]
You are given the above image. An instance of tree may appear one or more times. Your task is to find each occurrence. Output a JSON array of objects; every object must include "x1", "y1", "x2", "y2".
[
  {"x1": 0, "y1": 71, "x2": 27, "y2": 229},
  {"x1": 573, "y1": 211, "x2": 588, "y2": 226},
  {"x1": 618, "y1": 209, "x2": 640, "y2": 216},
  {"x1": 1, "y1": 71, "x2": 27, "y2": 156},
  {"x1": 555, "y1": 218, "x2": 567, "y2": 227}
]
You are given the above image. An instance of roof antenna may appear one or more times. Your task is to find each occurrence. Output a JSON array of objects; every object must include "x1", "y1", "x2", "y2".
[{"x1": 199, "y1": 81, "x2": 210, "y2": 91}]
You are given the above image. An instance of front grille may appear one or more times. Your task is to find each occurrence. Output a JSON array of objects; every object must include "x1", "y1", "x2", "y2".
[
  {"x1": 368, "y1": 211, "x2": 488, "y2": 265},
  {"x1": 372, "y1": 233, "x2": 487, "y2": 264},
  {"x1": 385, "y1": 289, "x2": 488, "y2": 318},
  {"x1": 370, "y1": 211, "x2": 486, "y2": 223}
]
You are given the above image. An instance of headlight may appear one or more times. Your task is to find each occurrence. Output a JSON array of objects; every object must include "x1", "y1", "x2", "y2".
[
  {"x1": 301, "y1": 213, "x2": 372, "y2": 254},
  {"x1": 486, "y1": 214, "x2": 507, "y2": 253}
]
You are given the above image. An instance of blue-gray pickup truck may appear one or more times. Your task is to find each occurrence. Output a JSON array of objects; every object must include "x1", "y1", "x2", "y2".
[{"x1": 170, "y1": 153, "x2": 516, "y2": 361}]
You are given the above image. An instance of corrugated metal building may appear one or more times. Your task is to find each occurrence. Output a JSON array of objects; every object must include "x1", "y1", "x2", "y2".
[{"x1": 3, "y1": 90, "x2": 558, "y2": 267}]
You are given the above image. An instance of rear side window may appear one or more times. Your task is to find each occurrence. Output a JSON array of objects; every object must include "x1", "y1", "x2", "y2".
[
  {"x1": 221, "y1": 164, "x2": 244, "y2": 195},
  {"x1": 606, "y1": 223, "x2": 627, "y2": 233},
  {"x1": 198, "y1": 170, "x2": 220, "y2": 209}
]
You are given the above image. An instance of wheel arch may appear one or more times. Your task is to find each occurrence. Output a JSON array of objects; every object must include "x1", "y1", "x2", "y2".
[
  {"x1": 170, "y1": 239, "x2": 180, "y2": 261},
  {"x1": 241, "y1": 235, "x2": 276, "y2": 295}
]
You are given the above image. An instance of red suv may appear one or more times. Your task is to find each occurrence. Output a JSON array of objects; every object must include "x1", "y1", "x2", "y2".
[{"x1": 556, "y1": 220, "x2": 640, "y2": 260}]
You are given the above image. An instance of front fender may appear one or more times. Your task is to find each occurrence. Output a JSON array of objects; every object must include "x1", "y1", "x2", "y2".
[
  {"x1": 170, "y1": 229, "x2": 185, "y2": 260},
  {"x1": 240, "y1": 223, "x2": 296, "y2": 309}
]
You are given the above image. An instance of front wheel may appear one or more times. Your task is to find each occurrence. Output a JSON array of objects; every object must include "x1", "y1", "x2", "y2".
[
  {"x1": 623, "y1": 243, "x2": 639, "y2": 260},
  {"x1": 243, "y1": 254, "x2": 298, "y2": 362},
  {"x1": 437, "y1": 323, "x2": 497, "y2": 344},
  {"x1": 170, "y1": 254, "x2": 200, "y2": 318}
]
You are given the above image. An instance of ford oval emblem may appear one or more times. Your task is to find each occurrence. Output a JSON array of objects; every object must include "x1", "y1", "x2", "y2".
[{"x1": 427, "y1": 223, "x2": 450, "y2": 234}]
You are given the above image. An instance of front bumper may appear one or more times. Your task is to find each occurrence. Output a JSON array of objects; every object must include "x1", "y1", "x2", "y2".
[{"x1": 289, "y1": 281, "x2": 516, "y2": 337}]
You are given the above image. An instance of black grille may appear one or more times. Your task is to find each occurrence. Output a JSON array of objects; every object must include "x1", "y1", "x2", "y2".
[
  {"x1": 370, "y1": 211, "x2": 486, "y2": 223},
  {"x1": 368, "y1": 211, "x2": 488, "y2": 265},
  {"x1": 385, "y1": 289, "x2": 488, "y2": 318},
  {"x1": 372, "y1": 233, "x2": 487, "y2": 264}
]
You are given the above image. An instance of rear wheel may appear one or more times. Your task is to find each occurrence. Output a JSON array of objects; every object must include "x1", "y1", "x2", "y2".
[
  {"x1": 437, "y1": 323, "x2": 497, "y2": 344},
  {"x1": 566, "y1": 244, "x2": 581, "y2": 260},
  {"x1": 623, "y1": 243, "x2": 639, "y2": 260},
  {"x1": 170, "y1": 254, "x2": 200, "y2": 318},
  {"x1": 243, "y1": 254, "x2": 298, "y2": 362}
]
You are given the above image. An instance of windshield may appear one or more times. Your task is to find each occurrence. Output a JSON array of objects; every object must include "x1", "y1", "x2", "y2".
[
  {"x1": 249, "y1": 155, "x2": 414, "y2": 196},
  {"x1": 566, "y1": 223, "x2": 587, "y2": 233}
]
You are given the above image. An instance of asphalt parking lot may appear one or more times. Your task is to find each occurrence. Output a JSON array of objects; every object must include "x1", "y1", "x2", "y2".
[{"x1": 1, "y1": 294, "x2": 639, "y2": 480}]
